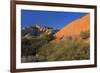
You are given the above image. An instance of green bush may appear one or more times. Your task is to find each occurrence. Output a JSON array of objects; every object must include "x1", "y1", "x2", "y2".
[
  {"x1": 21, "y1": 34, "x2": 53, "y2": 57},
  {"x1": 37, "y1": 39, "x2": 90, "y2": 61},
  {"x1": 80, "y1": 31, "x2": 90, "y2": 39}
]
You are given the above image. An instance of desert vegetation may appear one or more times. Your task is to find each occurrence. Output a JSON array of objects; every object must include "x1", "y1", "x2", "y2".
[
  {"x1": 80, "y1": 31, "x2": 90, "y2": 39},
  {"x1": 37, "y1": 36, "x2": 90, "y2": 61}
]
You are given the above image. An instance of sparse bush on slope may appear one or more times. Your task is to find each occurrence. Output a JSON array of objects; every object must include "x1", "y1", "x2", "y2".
[{"x1": 80, "y1": 31, "x2": 90, "y2": 39}]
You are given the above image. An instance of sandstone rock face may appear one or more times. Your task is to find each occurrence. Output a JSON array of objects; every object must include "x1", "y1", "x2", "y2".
[{"x1": 54, "y1": 14, "x2": 90, "y2": 41}]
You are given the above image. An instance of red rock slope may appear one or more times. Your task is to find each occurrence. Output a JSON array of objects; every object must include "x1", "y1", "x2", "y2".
[{"x1": 54, "y1": 14, "x2": 90, "y2": 41}]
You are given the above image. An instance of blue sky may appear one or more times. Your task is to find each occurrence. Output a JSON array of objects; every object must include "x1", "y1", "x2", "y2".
[{"x1": 21, "y1": 10, "x2": 87, "y2": 29}]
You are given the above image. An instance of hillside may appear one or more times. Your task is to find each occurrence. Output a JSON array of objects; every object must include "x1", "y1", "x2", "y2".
[{"x1": 54, "y1": 14, "x2": 90, "y2": 41}]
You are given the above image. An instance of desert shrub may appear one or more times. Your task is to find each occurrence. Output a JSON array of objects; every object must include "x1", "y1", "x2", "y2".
[
  {"x1": 80, "y1": 31, "x2": 90, "y2": 39},
  {"x1": 21, "y1": 36, "x2": 48, "y2": 57},
  {"x1": 21, "y1": 37, "x2": 36, "y2": 57},
  {"x1": 42, "y1": 34, "x2": 55, "y2": 41},
  {"x1": 37, "y1": 39, "x2": 90, "y2": 61}
]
